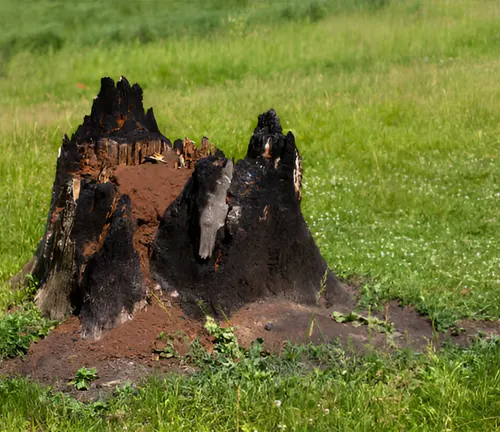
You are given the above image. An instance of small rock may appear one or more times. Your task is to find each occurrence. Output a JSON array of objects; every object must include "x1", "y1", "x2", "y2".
[
  {"x1": 102, "y1": 380, "x2": 123, "y2": 388},
  {"x1": 264, "y1": 323, "x2": 274, "y2": 331}
]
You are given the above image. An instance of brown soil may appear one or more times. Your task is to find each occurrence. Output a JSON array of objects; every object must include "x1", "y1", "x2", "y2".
[
  {"x1": 447, "y1": 319, "x2": 500, "y2": 346},
  {"x1": 112, "y1": 163, "x2": 192, "y2": 279},
  {"x1": 0, "y1": 299, "x2": 208, "y2": 400},
  {"x1": 3, "y1": 157, "x2": 499, "y2": 399},
  {"x1": 230, "y1": 299, "x2": 439, "y2": 352},
  {"x1": 3, "y1": 290, "x2": 498, "y2": 401}
]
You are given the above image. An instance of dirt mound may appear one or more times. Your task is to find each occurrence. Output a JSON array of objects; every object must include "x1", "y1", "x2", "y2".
[
  {"x1": 0, "y1": 301, "x2": 208, "y2": 399},
  {"x1": 113, "y1": 163, "x2": 192, "y2": 278},
  {"x1": 2, "y1": 290, "x2": 499, "y2": 400}
]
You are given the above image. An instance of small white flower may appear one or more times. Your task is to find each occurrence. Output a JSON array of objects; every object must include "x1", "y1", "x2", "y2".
[
  {"x1": 274, "y1": 400, "x2": 282, "y2": 408},
  {"x1": 277, "y1": 425, "x2": 286, "y2": 431},
  {"x1": 324, "y1": 408, "x2": 330, "y2": 415}
]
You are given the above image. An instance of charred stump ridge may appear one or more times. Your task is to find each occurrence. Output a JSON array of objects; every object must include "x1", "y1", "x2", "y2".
[
  {"x1": 15, "y1": 76, "x2": 346, "y2": 338},
  {"x1": 151, "y1": 110, "x2": 347, "y2": 316},
  {"x1": 30, "y1": 76, "x2": 173, "y2": 338}
]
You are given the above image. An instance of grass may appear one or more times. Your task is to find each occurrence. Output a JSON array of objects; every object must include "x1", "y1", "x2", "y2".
[
  {"x1": 0, "y1": 0, "x2": 393, "y2": 64},
  {"x1": 1, "y1": 0, "x2": 499, "y2": 325},
  {"x1": 0, "y1": 279, "x2": 56, "y2": 358},
  {"x1": 0, "y1": 0, "x2": 499, "y2": 429},
  {"x1": 1, "y1": 329, "x2": 500, "y2": 430}
]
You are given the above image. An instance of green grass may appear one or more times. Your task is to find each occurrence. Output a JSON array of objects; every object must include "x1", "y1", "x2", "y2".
[
  {"x1": 0, "y1": 279, "x2": 56, "y2": 358},
  {"x1": 0, "y1": 0, "x2": 499, "y2": 429},
  {"x1": 0, "y1": 0, "x2": 393, "y2": 63},
  {"x1": 1, "y1": 0, "x2": 499, "y2": 325},
  {"x1": 1, "y1": 335, "x2": 500, "y2": 431}
]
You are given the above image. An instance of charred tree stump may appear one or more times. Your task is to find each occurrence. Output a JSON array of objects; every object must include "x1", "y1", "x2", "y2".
[
  {"x1": 151, "y1": 110, "x2": 348, "y2": 317},
  {"x1": 29, "y1": 76, "x2": 173, "y2": 337},
  {"x1": 14, "y1": 76, "x2": 347, "y2": 338}
]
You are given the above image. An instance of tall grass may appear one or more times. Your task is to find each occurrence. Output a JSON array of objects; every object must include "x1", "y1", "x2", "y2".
[{"x1": 0, "y1": 0, "x2": 397, "y2": 62}]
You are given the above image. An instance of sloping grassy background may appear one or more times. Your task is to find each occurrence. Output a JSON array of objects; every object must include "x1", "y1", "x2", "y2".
[
  {"x1": 1, "y1": 0, "x2": 500, "y2": 430},
  {"x1": 1, "y1": 0, "x2": 499, "y2": 326}
]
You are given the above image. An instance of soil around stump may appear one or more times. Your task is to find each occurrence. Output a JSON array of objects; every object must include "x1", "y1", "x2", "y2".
[
  {"x1": 2, "y1": 291, "x2": 499, "y2": 402},
  {"x1": 112, "y1": 163, "x2": 192, "y2": 279},
  {"x1": 0, "y1": 301, "x2": 209, "y2": 401}
]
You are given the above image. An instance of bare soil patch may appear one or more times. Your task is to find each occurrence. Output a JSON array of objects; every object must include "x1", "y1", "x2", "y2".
[
  {"x1": 3, "y1": 156, "x2": 499, "y2": 398},
  {"x1": 0, "y1": 301, "x2": 208, "y2": 400},
  {"x1": 448, "y1": 319, "x2": 500, "y2": 346},
  {"x1": 112, "y1": 163, "x2": 192, "y2": 278},
  {"x1": 231, "y1": 299, "x2": 440, "y2": 352},
  {"x1": 4, "y1": 292, "x2": 497, "y2": 400}
]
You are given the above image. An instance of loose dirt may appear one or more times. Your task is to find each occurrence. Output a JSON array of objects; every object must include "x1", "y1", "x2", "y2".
[
  {"x1": 3, "y1": 292, "x2": 498, "y2": 401},
  {"x1": 2, "y1": 160, "x2": 499, "y2": 400},
  {"x1": 0, "y1": 301, "x2": 209, "y2": 400},
  {"x1": 230, "y1": 298, "x2": 439, "y2": 352},
  {"x1": 112, "y1": 163, "x2": 192, "y2": 279}
]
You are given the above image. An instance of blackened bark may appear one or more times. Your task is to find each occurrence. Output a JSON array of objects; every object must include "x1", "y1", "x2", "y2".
[
  {"x1": 13, "y1": 76, "x2": 346, "y2": 339},
  {"x1": 29, "y1": 76, "x2": 170, "y2": 337},
  {"x1": 151, "y1": 109, "x2": 347, "y2": 317}
]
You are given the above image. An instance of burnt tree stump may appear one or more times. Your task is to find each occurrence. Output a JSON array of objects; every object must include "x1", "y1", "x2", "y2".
[
  {"x1": 13, "y1": 76, "x2": 347, "y2": 338},
  {"x1": 28, "y1": 76, "x2": 172, "y2": 338},
  {"x1": 151, "y1": 110, "x2": 348, "y2": 316}
]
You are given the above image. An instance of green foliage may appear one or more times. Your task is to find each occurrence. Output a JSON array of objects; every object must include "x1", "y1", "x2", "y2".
[
  {"x1": 0, "y1": 304, "x2": 55, "y2": 359},
  {"x1": 0, "y1": 0, "x2": 394, "y2": 64},
  {"x1": 0, "y1": 277, "x2": 56, "y2": 359},
  {"x1": 153, "y1": 332, "x2": 179, "y2": 359},
  {"x1": 0, "y1": 274, "x2": 39, "y2": 311},
  {"x1": 281, "y1": 0, "x2": 328, "y2": 22},
  {"x1": 204, "y1": 316, "x2": 242, "y2": 359},
  {"x1": 1, "y1": 339, "x2": 499, "y2": 430},
  {"x1": 68, "y1": 367, "x2": 99, "y2": 391},
  {"x1": 331, "y1": 310, "x2": 395, "y2": 334}
]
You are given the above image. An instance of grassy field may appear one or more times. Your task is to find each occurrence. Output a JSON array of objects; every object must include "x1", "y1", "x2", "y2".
[
  {"x1": 1, "y1": 0, "x2": 499, "y2": 429},
  {"x1": 1, "y1": 339, "x2": 499, "y2": 431}
]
